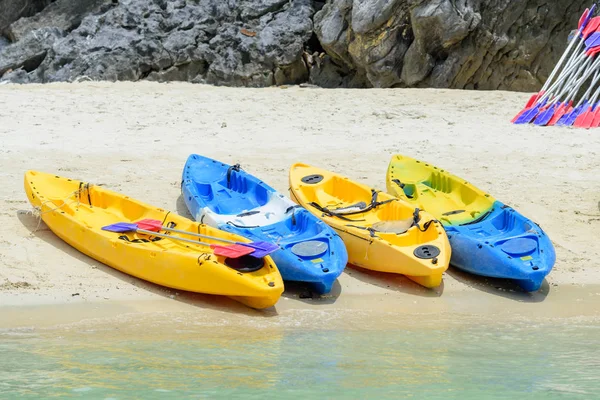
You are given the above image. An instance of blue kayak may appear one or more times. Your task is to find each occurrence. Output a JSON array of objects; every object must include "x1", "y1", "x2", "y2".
[
  {"x1": 386, "y1": 154, "x2": 555, "y2": 291},
  {"x1": 444, "y1": 201, "x2": 556, "y2": 292},
  {"x1": 181, "y1": 154, "x2": 348, "y2": 294}
]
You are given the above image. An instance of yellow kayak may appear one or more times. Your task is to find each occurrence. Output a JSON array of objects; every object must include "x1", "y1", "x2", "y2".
[
  {"x1": 386, "y1": 154, "x2": 495, "y2": 225},
  {"x1": 288, "y1": 163, "x2": 451, "y2": 288},
  {"x1": 24, "y1": 170, "x2": 284, "y2": 309}
]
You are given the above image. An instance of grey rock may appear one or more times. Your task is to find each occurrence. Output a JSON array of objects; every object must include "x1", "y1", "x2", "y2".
[
  {"x1": 308, "y1": 53, "x2": 370, "y2": 88},
  {"x1": 314, "y1": 0, "x2": 590, "y2": 91},
  {"x1": 2, "y1": 0, "x2": 314, "y2": 86},
  {"x1": 351, "y1": 0, "x2": 401, "y2": 34},
  {"x1": 146, "y1": 61, "x2": 208, "y2": 82},
  {"x1": 6, "y1": 0, "x2": 115, "y2": 42},
  {"x1": 0, "y1": 27, "x2": 64, "y2": 77},
  {"x1": 0, "y1": 0, "x2": 52, "y2": 34},
  {"x1": 274, "y1": 57, "x2": 308, "y2": 85},
  {"x1": 400, "y1": 42, "x2": 433, "y2": 86},
  {"x1": 0, "y1": 36, "x2": 9, "y2": 52},
  {"x1": 1, "y1": 0, "x2": 591, "y2": 91},
  {"x1": 0, "y1": 67, "x2": 33, "y2": 83},
  {"x1": 313, "y1": 0, "x2": 353, "y2": 68}
]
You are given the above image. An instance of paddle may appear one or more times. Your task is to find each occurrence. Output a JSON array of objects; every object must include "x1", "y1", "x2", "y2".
[
  {"x1": 533, "y1": 101, "x2": 558, "y2": 125},
  {"x1": 101, "y1": 222, "x2": 255, "y2": 258},
  {"x1": 591, "y1": 104, "x2": 600, "y2": 127},
  {"x1": 512, "y1": 7, "x2": 597, "y2": 123},
  {"x1": 547, "y1": 100, "x2": 573, "y2": 125},
  {"x1": 135, "y1": 218, "x2": 279, "y2": 258}
]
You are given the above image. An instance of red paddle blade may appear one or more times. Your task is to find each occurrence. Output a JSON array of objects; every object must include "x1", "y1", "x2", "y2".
[
  {"x1": 136, "y1": 218, "x2": 163, "y2": 232},
  {"x1": 547, "y1": 103, "x2": 568, "y2": 126},
  {"x1": 583, "y1": 105, "x2": 599, "y2": 129},
  {"x1": 586, "y1": 46, "x2": 600, "y2": 56},
  {"x1": 210, "y1": 244, "x2": 254, "y2": 258},
  {"x1": 525, "y1": 92, "x2": 543, "y2": 108},
  {"x1": 592, "y1": 107, "x2": 600, "y2": 127},
  {"x1": 583, "y1": 112, "x2": 596, "y2": 129},
  {"x1": 583, "y1": 17, "x2": 600, "y2": 38},
  {"x1": 574, "y1": 107, "x2": 592, "y2": 127}
]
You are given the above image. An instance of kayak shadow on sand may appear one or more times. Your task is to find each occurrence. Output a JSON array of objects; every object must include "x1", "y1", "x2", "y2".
[
  {"x1": 175, "y1": 193, "x2": 194, "y2": 219},
  {"x1": 16, "y1": 210, "x2": 280, "y2": 317},
  {"x1": 444, "y1": 266, "x2": 550, "y2": 303},
  {"x1": 345, "y1": 264, "x2": 445, "y2": 298},
  {"x1": 280, "y1": 280, "x2": 343, "y2": 305}
]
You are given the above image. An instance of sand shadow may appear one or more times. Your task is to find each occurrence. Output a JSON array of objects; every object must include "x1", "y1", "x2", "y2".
[
  {"x1": 345, "y1": 264, "x2": 445, "y2": 297},
  {"x1": 16, "y1": 210, "x2": 280, "y2": 316},
  {"x1": 280, "y1": 279, "x2": 342, "y2": 305},
  {"x1": 445, "y1": 266, "x2": 550, "y2": 303},
  {"x1": 175, "y1": 193, "x2": 194, "y2": 219}
]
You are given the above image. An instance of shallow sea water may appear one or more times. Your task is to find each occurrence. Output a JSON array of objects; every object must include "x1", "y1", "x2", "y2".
[{"x1": 1, "y1": 312, "x2": 599, "y2": 399}]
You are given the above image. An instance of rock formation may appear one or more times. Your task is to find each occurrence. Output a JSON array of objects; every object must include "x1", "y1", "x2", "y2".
[{"x1": 0, "y1": 0, "x2": 591, "y2": 91}]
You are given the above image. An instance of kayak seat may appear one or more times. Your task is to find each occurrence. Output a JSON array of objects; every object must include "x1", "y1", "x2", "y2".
[
  {"x1": 423, "y1": 172, "x2": 453, "y2": 194},
  {"x1": 283, "y1": 208, "x2": 321, "y2": 236},
  {"x1": 227, "y1": 170, "x2": 247, "y2": 194},
  {"x1": 375, "y1": 199, "x2": 415, "y2": 222},
  {"x1": 328, "y1": 176, "x2": 371, "y2": 203},
  {"x1": 208, "y1": 174, "x2": 270, "y2": 215},
  {"x1": 191, "y1": 182, "x2": 214, "y2": 199},
  {"x1": 490, "y1": 206, "x2": 518, "y2": 232}
]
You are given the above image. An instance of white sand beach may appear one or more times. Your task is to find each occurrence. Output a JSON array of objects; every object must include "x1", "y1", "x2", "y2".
[{"x1": 1, "y1": 82, "x2": 599, "y2": 330}]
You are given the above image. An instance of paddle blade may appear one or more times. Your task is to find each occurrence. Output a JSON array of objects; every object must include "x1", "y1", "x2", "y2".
[
  {"x1": 533, "y1": 103, "x2": 557, "y2": 126},
  {"x1": 586, "y1": 18, "x2": 600, "y2": 37},
  {"x1": 583, "y1": 104, "x2": 600, "y2": 128},
  {"x1": 566, "y1": 102, "x2": 589, "y2": 126},
  {"x1": 586, "y1": 45, "x2": 600, "y2": 56},
  {"x1": 556, "y1": 103, "x2": 575, "y2": 125},
  {"x1": 511, "y1": 108, "x2": 527, "y2": 123},
  {"x1": 592, "y1": 107, "x2": 600, "y2": 127},
  {"x1": 514, "y1": 104, "x2": 542, "y2": 124},
  {"x1": 526, "y1": 92, "x2": 543, "y2": 107},
  {"x1": 547, "y1": 103, "x2": 570, "y2": 126},
  {"x1": 579, "y1": 8, "x2": 590, "y2": 31},
  {"x1": 101, "y1": 222, "x2": 138, "y2": 233},
  {"x1": 211, "y1": 244, "x2": 255, "y2": 258},
  {"x1": 241, "y1": 241, "x2": 280, "y2": 258},
  {"x1": 248, "y1": 249, "x2": 271, "y2": 258},
  {"x1": 582, "y1": 16, "x2": 600, "y2": 38},
  {"x1": 574, "y1": 106, "x2": 594, "y2": 127},
  {"x1": 135, "y1": 218, "x2": 163, "y2": 232},
  {"x1": 585, "y1": 32, "x2": 600, "y2": 48},
  {"x1": 512, "y1": 92, "x2": 545, "y2": 123}
]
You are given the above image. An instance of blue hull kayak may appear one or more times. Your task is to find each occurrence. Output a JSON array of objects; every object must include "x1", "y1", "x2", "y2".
[
  {"x1": 445, "y1": 201, "x2": 555, "y2": 292},
  {"x1": 181, "y1": 154, "x2": 348, "y2": 294}
]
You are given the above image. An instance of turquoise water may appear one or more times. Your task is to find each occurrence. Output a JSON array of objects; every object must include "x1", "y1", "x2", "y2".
[{"x1": 1, "y1": 318, "x2": 599, "y2": 399}]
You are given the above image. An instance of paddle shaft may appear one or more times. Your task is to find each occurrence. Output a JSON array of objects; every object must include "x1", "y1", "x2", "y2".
[
  {"x1": 540, "y1": 53, "x2": 592, "y2": 103},
  {"x1": 571, "y1": 64, "x2": 600, "y2": 108},
  {"x1": 541, "y1": 13, "x2": 589, "y2": 92},
  {"x1": 133, "y1": 227, "x2": 214, "y2": 247},
  {"x1": 159, "y1": 225, "x2": 239, "y2": 245},
  {"x1": 588, "y1": 81, "x2": 600, "y2": 106},
  {"x1": 546, "y1": 56, "x2": 600, "y2": 107}
]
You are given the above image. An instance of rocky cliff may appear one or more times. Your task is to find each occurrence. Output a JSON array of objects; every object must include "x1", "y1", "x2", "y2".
[{"x1": 0, "y1": 0, "x2": 590, "y2": 91}]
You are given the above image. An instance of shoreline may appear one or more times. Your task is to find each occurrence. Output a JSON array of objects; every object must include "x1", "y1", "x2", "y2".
[
  {"x1": 1, "y1": 82, "x2": 599, "y2": 331},
  {"x1": 2, "y1": 276, "x2": 599, "y2": 331}
]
